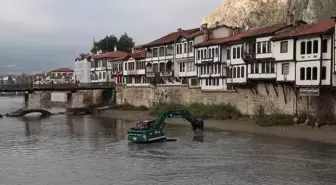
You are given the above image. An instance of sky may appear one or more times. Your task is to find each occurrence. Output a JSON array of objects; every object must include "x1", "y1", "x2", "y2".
[{"x1": 0, "y1": 0, "x2": 222, "y2": 74}]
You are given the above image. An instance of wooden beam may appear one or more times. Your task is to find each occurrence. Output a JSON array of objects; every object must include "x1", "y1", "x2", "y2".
[
  {"x1": 264, "y1": 83, "x2": 269, "y2": 95},
  {"x1": 291, "y1": 86, "x2": 298, "y2": 99},
  {"x1": 233, "y1": 86, "x2": 238, "y2": 93},
  {"x1": 272, "y1": 83, "x2": 278, "y2": 98},
  {"x1": 281, "y1": 84, "x2": 287, "y2": 104}
]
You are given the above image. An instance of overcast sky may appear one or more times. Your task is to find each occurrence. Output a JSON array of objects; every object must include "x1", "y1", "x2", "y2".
[{"x1": 0, "y1": 0, "x2": 222, "y2": 74}]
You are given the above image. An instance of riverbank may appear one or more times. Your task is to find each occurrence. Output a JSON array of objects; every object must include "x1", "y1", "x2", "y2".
[{"x1": 102, "y1": 109, "x2": 336, "y2": 144}]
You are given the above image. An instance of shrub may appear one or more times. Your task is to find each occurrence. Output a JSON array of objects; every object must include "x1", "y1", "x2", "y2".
[
  {"x1": 149, "y1": 103, "x2": 242, "y2": 120},
  {"x1": 253, "y1": 105, "x2": 294, "y2": 127}
]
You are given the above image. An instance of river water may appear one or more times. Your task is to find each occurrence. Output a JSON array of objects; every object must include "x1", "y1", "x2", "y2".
[{"x1": 0, "y1": 96, "x2": 336, "y2": 185}]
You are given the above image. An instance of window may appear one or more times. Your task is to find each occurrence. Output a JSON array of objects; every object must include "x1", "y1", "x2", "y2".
[
  {"x1": 257, "y1": 42, "x2": 261, "y2": 54},
  {"x1": 306, "y1": 67, "x2": 311, "y2": 80},
  {"x1": 215, "y1": 48, "x2": 219, "y2": 57},
  {"x1": 201, "y1": 50, "x2": 204, "y2": 59},
  {"x1": 322, "y1": 39, "x2": 328, "y2": 53},
  {"x1": 227, "y1": 49, "x2": 230, "y2": 59},
  {"x1": 197, "y1": 50, "x2": 200, "y2": 60},
  {"x1": 300, "y1": 67, "x2": 305, "y2": 80},
  {"x1": 176, "y1": 44, "x2": 180, "y2": 54},
  {"x1": 233, "y1": 48, "x2": 236, "y2": 59},
  {"x1": 321, "y1": 66, "x2": 327, "y2": 80},
  {"x1": 237, "y1": 67, "x2": 240, "y2": 78},
  {"x1": 312, "y1": 67, "x2": 318, "y2": 80},
  {"x1": 205, "y1": 79, "x2": 208, "y2": 86},
  {"x1": 208, "y1": 48, "x2": 212, "y2": 58},
  {"x1": 189, "y1": 42, "x2": 193, "y2": 53},
  {"x1": 271, "y1": 63, "x2": 275, "y2": 73},
  {"x1": 125, "y1": 62, "x2": 128, "y2": 71},
  {"x1": 313, "y1": 40, "x2": 318, "y2": 54},
  {"x1": 204, "y1": 49, "x2": 207, "y2": 58},
  {"x1": 250, "y1": 64, "x2": 254, "y2": 74},
  {"x1": 262, "y1": 62, "x2": 266, "y2": 73},
  {"x1": 135, "y1": 76, "x2": 141, "y2": 84},
  {"x1": 262, "y1": 41, "x2": 267, "y2": 53},
  {"x1": 228, "y1": 68, "x2": 232, "y2": 78},
  {"x1": 212, "y1": 48, "x2": 215, "y2": 58},
  {"x1": 237, "y1": 47, "x2": 241, "y2": 58},
  {"x1": 179, "y1": 63, "x2": 185, "y2": 72},
  {"x1": 241, "y1": 66, "x2": 244, "y2": 78},
  {"x1": 153, "y1": 48, "x2": 158, "y2": 57},
  {"x1": 280, "y1": 41, "x2": 288, "y2": 53},
  {"x1": 184, "y1": 43, "x2": 187, "y2": 53},
  {"x1": 300, "y1": 42, "x2": 306, "y2": 54},
  {"x1": 267, "y1": 41, "x2": 272, "y2": 53},
  {"x1": 266, "y1": 63, "x2": 270, "y2": 73},
  {"x1": 233, "y1": 67, "x2": 236, "y2": 78},
  {"x1": 179, "y1": 44, "x2": 182, "y2": 54},
  {"x1": 126, "y1": 77, "x2": 132, "y2": 84},
  {"x1": 307, "y1": 41, "x2": 312, "y2": 54},
  {"x1": 282, "y1": 63, "x2": 289, "y2": 75},
  {"x1": 159, "y1": 47, "x2": 165, "y2": 56},
  {"x1": 255, "y1": 63, "x2": 259, "y2": 73}
]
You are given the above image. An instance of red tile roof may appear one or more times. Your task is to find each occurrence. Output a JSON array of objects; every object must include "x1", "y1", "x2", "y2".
[
  {"x1": 294, "y1": 21, "x2": 334, "y2": 37},
  {"x1": 194, "y1": 28, "x2": 261, "y2": 48},
  {"x1": 51, "y1": 68, "x2": 74, "y2": 73},
  {"x1": 91, "y1": 51, "x2": 129, "y2": 60},
  {"x1": 142, "y1": 28, "x2": 199, "y2": 48},
  {"x1": 194, "y1": 21, "x2": 310, "y2": 47},
  {"x1": 271, "y1": 20, "x2": 334, "y2": 40}
]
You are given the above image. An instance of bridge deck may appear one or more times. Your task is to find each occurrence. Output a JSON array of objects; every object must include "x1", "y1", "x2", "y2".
[{"x1": 0, "y1": 83, "x2": 115, "y2": 92}]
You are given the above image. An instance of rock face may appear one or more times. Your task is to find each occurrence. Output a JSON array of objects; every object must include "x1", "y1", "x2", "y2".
[{"x1": 203, "y1": 0, "x2": 336, "y2": 29}]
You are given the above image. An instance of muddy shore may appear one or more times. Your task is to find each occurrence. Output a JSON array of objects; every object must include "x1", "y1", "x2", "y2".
[{"x1": 103, "y1": 109, "x2": 336, "y2": 144}]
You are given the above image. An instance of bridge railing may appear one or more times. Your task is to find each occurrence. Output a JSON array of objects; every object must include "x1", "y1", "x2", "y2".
[{"x1": 0, "y1": 82, "x2": 115, "y2": 91}]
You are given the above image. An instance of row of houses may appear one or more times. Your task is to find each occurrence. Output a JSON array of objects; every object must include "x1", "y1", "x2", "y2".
[
  {"x1": 31, "y1": 68, "x2": 74, "y2": 84},
  {"x1": 74, "y1": 15, "x2": 336, "y2": 92}
]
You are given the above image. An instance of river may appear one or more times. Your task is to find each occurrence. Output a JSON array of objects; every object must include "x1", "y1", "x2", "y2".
[{"x1": 0, "y1": 96, "x2": 335, "y2": 185}]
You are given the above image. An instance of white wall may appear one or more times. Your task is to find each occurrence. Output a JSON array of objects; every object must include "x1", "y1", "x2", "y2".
[
  {"x1": 200, "y1": 78, "x2": 227, "y2": 90},
  {"x1": 51, "y1": 92, "x2": 67, "y2": 102},
  {"x1": 229, "y1": 43, "x2": 244, "y2": 65},
  {"x1": 273, "y1": 39, "x2": 294, "y2": 61},
  {"x1": 256, "y1": 36, "x2": 273, "y2": 59},
  {"x1": 276, "y1": 62, "x2": 295, "y2": 81},
  {"x1": 74, "y1": 59, "x2": 91, "y2": 83},
  {"x1": 295, "y1": 60, "x2": 332, "y2": 86},
  {"x1": 296, "y1": 36, "x2": 321, "y2": 61},
  {"x1": 212, "y1": 27, "x2": 230, "y2": 39}
]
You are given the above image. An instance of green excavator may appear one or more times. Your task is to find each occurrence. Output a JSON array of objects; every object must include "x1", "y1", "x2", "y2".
[{"x1": 127, "y1": 109, "x2": 204, "y2": 143}]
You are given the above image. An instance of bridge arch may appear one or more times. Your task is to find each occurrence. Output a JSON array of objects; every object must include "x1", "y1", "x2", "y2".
[{"x1": 18, "y1": 109, "x2": 52, "y2": 117}]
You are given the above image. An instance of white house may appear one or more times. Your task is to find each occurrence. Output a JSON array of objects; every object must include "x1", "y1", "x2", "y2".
[
  {"x1": 193, "y1": 23, "x2": 238, "y2": 90},
  {"x1": 90, "y1": 51, "x2": 129, "y2": 83},
  {"x1": 331, "y1": 16, "x2": 336, "y2": 87},
  {"x1": 239, "y1": 23, "x2": 295, "y2": 82},
  {"x1": 174, "y1": 29, "x2": 197, "y2": 86},
  {"x1": 74, "y1": 55, "x2": 91, "y2": 83},
  {"x1": 122, "y1": 47, "x2": 148, "y2": 86},
  {"x1": 291, "y1": 21, "x2": 335, "y2": 87},
  {"x1": 142, "y1": 28, "x2": 199, "y2": 85}
]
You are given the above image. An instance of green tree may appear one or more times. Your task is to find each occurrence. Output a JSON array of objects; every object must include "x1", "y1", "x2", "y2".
[
  {"x1": 91, "y1": 35, "x2": 118, "y2": 53},
  {"x1": 79, "y1": 53, "x2": 90, "y2": 57},
  {"x1": 116, "y1": 33, "x2": 135, "y2": 53}
]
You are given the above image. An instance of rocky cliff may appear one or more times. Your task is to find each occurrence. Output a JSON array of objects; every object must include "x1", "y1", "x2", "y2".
[{"x1": 203, "y1": 0, "x2": 336, "y2": 29}]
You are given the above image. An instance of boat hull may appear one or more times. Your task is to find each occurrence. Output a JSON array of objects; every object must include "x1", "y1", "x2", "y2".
[{"x1": 127, "y1": 129, "x2": 166, "y2": 143}]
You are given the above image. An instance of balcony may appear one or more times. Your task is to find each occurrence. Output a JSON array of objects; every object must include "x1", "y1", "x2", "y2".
[
  {"x1": 146, "y1": 72, "x2": 156, "y2": 78},
  {"x1": 160, "y1": 71, "x2": 173, "y2": 77},
  {"x1": 243, "y1": 52, "x2": 256, "y2": 61}
]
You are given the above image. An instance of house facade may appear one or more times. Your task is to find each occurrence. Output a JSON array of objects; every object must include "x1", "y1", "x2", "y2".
[
  {"x1": 193, "y1": 24, "x2": 239, "y2": 90},
  {"x1": 74, "y1": 55, "x2": 91, "y2": 83},
  {"x1": 90, "y1": 51, "x2": 129, "y2": 83},
  {"x1": 142, "y1": 28, "x2": 199, "y2": 86}
]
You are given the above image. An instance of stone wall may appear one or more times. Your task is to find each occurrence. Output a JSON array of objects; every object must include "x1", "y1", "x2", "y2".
[{"x1": 116, "y1": 84, "x2": 336, "y2": 119}]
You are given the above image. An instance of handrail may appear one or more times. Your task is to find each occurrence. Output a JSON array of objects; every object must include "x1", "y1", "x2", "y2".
[{"x1": 0, "y1": 82, "x2": 116, "y2": 92}]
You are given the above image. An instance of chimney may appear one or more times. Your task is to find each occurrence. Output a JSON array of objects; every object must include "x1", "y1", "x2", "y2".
[
  {"x1": 177, "y1": 28, "x2": 182, "y2": 32},
  {"x1": 215, "y1": 21, "x2": 220, "y2": 28},
  {"x1": 203, "y1": 28, "x2": 210, "y2": 41}
]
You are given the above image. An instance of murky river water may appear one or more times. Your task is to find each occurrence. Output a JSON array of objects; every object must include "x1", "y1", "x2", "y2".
[{"x1": 0, "y1": 97, "x2": 336, "y2": 185}]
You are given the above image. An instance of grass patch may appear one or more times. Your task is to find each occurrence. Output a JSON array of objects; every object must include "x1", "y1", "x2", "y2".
[
  {"x1": 253, "y1": 105, "x2": 294, "y2": 127},
  {"x1": 110, "y1": 103, "x2": 149, "y2": 111},
  {"x1": 149, "y1": 103, "x2": 242, "y2": 120}
]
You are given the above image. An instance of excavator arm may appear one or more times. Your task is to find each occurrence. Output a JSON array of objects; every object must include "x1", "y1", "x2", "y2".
[{"x1": 153, "y1": 109, "x2": 204, "y2": 132}]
